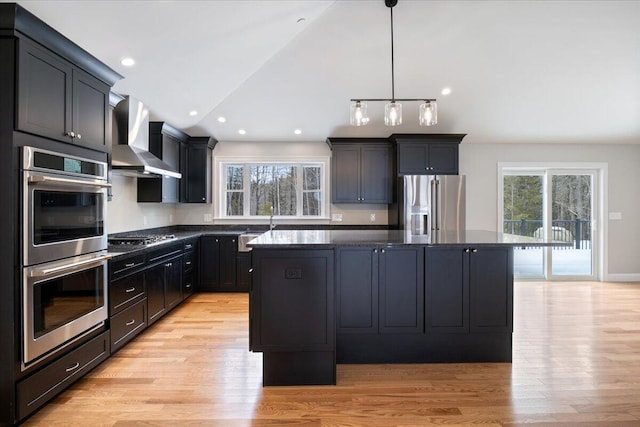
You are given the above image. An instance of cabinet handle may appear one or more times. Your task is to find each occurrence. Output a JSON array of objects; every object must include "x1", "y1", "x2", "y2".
[
  {"x1": 185, "y1": 244, "x2": 192, "y2": 249},
  {"x1": 472, "y1": 248, "x2": 478, "y2": 253},
  {"x1": 232, "y1": 239, "x2": 236, "y2": 243},
  {"x1": 185, "y1": 283, "x2": 192, "y2": 288},
  {"x1": 65, "y1": 131, "x2": 76, "y2": 139},
  {"x1": 125, "y1": 319, "x2": 136, "y2": 326},
  {"x1": 202, "y1": 197, "x2": 205, "y2": 201},
  {"x1": 165, "y1": 262, "x2": 172, "y2": 268},
  {"x1": 464, "y1": 248, "x2": 470, "y2": 253},
  {"x1": 215, "y1": 239, "x2": 219, "y2": 242},
  {"x1": 373, "y1": 248, "x2": 378, "y2": 253},
  {"x1": 125, "y1": 262, "x2": 136, "y2": 267},
  {"x1": 125, "y1": 287, "x2": 136, "y2": 293},
  {"x1": 380, "y1": 248, "x2": 385, "y2": 254},
  {"x1": 185, "y1": 261, "x2": 192, "y2": 266},
  {"x1": 76, "y1": 133, "x2": 82, "y2": 140},
  {"x1": 65, "y1": 362, "x2": 80, "y2": 373}
]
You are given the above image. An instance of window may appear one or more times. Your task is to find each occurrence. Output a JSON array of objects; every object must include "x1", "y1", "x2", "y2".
[{"x1": 222, "y1": 162, "x2": 325, "y2": 218}]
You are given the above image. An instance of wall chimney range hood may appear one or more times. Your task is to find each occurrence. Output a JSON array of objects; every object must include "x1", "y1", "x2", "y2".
[{"x1": 111, "y1": 96, "x2": 182, "y2": 179}]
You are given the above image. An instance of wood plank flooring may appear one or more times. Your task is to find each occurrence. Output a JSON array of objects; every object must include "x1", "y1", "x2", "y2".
[{"x1": 22, "y1": 281, "x2": 640, "y2": 426}]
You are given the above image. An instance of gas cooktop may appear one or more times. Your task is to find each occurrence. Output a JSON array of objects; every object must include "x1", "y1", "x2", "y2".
[{"x1": 108, "y1": 234, "x2": 176, "y2": 246}]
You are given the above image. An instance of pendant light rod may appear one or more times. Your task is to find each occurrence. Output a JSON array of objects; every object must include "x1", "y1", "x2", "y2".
[
  {"x1": 390, "y1": 1, "x2": 395, "y2": 102},
  {"x1": 350, "y1": 98, "x2": 437, "y2": 102}
]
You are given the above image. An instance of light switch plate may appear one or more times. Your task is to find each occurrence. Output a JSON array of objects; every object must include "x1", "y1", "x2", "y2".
[
  {"x1": 204, "y1": 213, "x2": 213, "y2": 222},
  {"x1": 331, "y1": 213, "x2": 343, "y2": 222},
  {"x1": 609, "y1": 212, "x2": 622, "y2": 220}
]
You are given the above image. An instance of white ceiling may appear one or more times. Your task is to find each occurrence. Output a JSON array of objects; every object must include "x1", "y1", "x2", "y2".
[{"x1": 13, "y1": 0, "x2": 640, "y2": 144}]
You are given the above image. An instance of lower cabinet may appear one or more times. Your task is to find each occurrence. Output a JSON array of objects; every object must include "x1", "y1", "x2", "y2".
[
  {"x1": 236, "y1": 252, "x2": 251, "y2": 292},
  {"x1": 336, "y1": 246, "x2": 424, "y2": 334},
  {"x1": 425, "y1": 246, "x2": 513, "y2": 334},
  {"x1": 146, "y1": 253, "x2": 183, "y2": 326},
  {"x1": 199, "y1": 235, "x2": 239, "y2": 291}
]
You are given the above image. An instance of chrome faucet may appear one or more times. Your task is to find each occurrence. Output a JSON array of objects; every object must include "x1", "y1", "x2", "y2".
[{"x1": 269, "y1": 206, "x2": 276, "y2": 231}]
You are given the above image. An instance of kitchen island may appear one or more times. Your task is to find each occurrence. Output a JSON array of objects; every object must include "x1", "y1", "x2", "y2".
[{"x1": 248, "y1": 229, "x2": 560, "y2": 386}]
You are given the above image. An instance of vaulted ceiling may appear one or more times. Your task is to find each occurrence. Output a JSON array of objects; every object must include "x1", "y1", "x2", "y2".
[{"x1": 13, "y1": 0, "x2": 640, "y2": 144}]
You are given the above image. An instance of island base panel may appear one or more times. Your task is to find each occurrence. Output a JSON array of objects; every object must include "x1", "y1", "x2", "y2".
[
  {"x1": 337, "y1": 333, "x2": 512, "y2": 364},
  {"x1": 263, "y1": 351, "x2": 336, "y2": 386}
]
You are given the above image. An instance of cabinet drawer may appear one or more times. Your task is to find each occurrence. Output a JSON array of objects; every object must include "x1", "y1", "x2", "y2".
[
  {"x1": 110, "y1": 272, "x2": 145, "y2": 315},
  {"x1": 183, "y1": 251, "x2": 194, "y2": 272},
  {"x1": 111, "y1": 253, "x2": 146, "y2": 280},
  {"x1": 148, "y1": 244, "x2": 182, "y2": 264},
  {"x1": 16, "y1": 331, "x2": 109, "y2": 420},
  {"x1": 110, "y1": 299, "x2": 147, "y2": 352}
]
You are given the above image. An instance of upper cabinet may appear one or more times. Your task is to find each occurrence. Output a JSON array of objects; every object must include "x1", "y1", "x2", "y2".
[
  {"x1": 138, "y1": 122, "x2": 188, "y2": 203},
  {"x1": 391, "y1": 134, "x2": 466, "y2": 175},
  {"x1": 180, "y1": 136, "x2": 217, "y2": 203},
  {"x1": 5, "y1": 4, "x2": 122, "y2": 153},
  {"x1": 328, "y1": 138, "x2": 395, "y2": 204}
]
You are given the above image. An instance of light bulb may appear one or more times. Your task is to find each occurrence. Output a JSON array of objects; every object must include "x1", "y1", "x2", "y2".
[
  {"x1": 350, "y1": 101, "x2": 369, "y2": 126},
  {"x1": 419, "y1": 101, "x2": 437, "y2": 126},
  {"x1": 384, "y1": 102, "x2": 402, "y2": 126}
]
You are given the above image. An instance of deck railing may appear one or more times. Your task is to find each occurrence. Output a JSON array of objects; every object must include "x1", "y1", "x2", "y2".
[{"x1": 503, "y1": 219, "x2": 591, "y2": 249}]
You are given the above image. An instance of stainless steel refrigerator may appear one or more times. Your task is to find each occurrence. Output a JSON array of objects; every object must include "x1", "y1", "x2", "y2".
[{"x1": 399, "y1": 175, "x2": 465, "y2": 234}]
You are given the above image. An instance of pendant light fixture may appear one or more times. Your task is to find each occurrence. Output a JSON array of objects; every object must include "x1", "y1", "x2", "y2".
[{"x1": 349, "y1": 0, "x2": 437, "y2": 127}]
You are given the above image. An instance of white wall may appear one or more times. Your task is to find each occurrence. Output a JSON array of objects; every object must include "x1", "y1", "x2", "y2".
[
  {"x1": 107, "y1": 140, "x2": 640, "y2": 279},
  {"x1": 460, "y1": 143, "x2": 640, "y2": 280}
]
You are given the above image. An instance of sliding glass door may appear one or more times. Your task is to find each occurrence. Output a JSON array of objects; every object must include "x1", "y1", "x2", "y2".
[{"x1": 501, "y1": 167, "x2": 598, "y2": 280}]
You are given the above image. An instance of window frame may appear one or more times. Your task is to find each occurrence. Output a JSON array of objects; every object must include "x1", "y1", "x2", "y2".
[{"x1": 216, "y1": 156, "x2": 329, "y2": 220}]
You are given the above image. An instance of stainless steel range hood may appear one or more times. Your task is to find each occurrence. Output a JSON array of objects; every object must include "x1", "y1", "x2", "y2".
[{"x1": 111, "y1": 96, "x2": 182, "y2": 179}]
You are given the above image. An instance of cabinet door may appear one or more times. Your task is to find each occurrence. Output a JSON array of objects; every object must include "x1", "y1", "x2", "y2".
[
  {"x1": 17, "y1": 39, "x2": 72, "y2": 143},
  {"x1": 185, "y1": 143, "x2": 211, "y2": 203},
  {"x1": 425, "y1": 247, "x2": 469, "y2": 333},
  {"x1": 469, "y1": 247, "x2": 513, "y2": 333},
  {"x1": 251, "y1": 249, "x2": 334, "y2": 351},
  {"x1": 379, "y1": 246, "x2": 424, "y2": 334},
  {"x1": 336, "y1": 247, "x2": 378, "y2": 333},
  {"x1": 145, "y1": 263, "x2": 167, "y2": 325},
  {"x1": 161, "y1": 135, "x2": 180, "y2": 203},
  {"x1": 331, "y1": 146, "x2": 360, "y2": 203},
  {"x1": 72, "y1": 69, "x2": 109, "y2": 151},
  {"x1": 218, "y1": 236, "x2": 238, "y2": 290},
  {"x1": 165, "y1": 255, "x2": 183, "y2": 310},
  {"x1": 361, "y1": 146, "x2": 392, "y2": 203},
  {"x1": 198, "y1": 236, "x2": 220, "y2": 291},
  {"x1": 429, "y1": 143, "x2": 459, "y2": 175},
  {"x1": 236, "y1": 253, "x2": 251, "y2": 292},
  {"x1": 397, "y1": 143, "x2": 428, "y2": 175}
]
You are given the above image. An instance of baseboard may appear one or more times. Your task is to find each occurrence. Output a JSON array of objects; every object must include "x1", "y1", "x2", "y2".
[{"x1": 604, "y1": 273, "x2": 640, "y2": 282}]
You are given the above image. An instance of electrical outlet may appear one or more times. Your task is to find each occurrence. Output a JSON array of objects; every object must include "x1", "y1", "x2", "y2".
[
  {"x1": 609, "y1": 212, "x2": 622, "y2": 220},
  {"x1": 331, "y1": 213, "x2": 343, "y2": 222},
  {"x1": 370, "y1": 213, "x2": 376, "y2": 222},
  {"x1": 204, "y1": 213, "x2": 213, "y2": 222},
  {"x1": 143, "y1": 215, "x2": 148, "y2": 226},
  {"x1": 169, "y1": 214, "x2": 173, "y2": 223}
]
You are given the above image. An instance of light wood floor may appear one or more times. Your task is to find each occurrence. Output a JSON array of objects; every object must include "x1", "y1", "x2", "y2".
[{"x1": 23, "y1": 281, "x2": 640, "y2": 426}]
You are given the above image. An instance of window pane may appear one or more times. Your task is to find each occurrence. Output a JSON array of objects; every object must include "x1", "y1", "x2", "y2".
[
  {"x1": 303, "y1": 166, "x2": 321, "y2": 190},
  {"x1": 226, "y1": 192, "x2": 243, "y2": 216},
  {"x1": 303, "y1": 191, "x2": 321, "y2": 216},
  {"x1": 226, "y1": 165, "x2": 243, "y2": 190},
  {"x1": 249, "y1": 165, "x2": 297, "y2": 216}
]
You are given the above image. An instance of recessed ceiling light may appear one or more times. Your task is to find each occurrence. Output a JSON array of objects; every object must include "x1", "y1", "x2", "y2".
[
  {"x1": 294, "y1": 129, "x2": 302, "y2": 135},
  {"x1": 120, "y1": 57, "x2": 135, "y2": 67},
  {"x1": 189, "y1": 110, "x2": 198, "y2": 116},
  {"x1": 441, "y1": 87, "x2": 452, "y2": 96},
  {"x1": 238, "y1": 129, "x2": 246, "y2": 135},
  {"x1": 217, "y1": 116, "x2": 227, "y2": 123}
]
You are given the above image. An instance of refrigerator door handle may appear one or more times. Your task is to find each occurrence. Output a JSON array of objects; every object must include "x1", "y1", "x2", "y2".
[{"x1": 431, "y1": 178, "x2": 438, "y2": 231}]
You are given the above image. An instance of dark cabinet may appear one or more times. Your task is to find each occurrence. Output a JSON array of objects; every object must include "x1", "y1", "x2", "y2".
[
  {"x1": 182, "y1": 240, "x2": 198, "y2": 299},
  {"x1": 146, "y1": 246, "x2": 183, "y2": 325},
  {"x1": 137, "y1": 122, "x2": 188, "y2": 203},
  {"x1": 425, "y1": 246, "x2": 512, "y2": 334},
  {"x1": 336, "y1": 246, "x2": 423, "y2": 334},
  {"x1": 180, "y1": 136, "x2": 217, "y2": 203},
  {"x1": 199, "y1": 235, "x2": 239, "y2": 291},
  {"x1": 329, "y1": 138, "x2": 394, "y2": 204},
  {"x1": 250, "y1": 249, "x2": 334, "y2": 351},
  {"x1": 236, "y1": 253, "x2": 251, "y2": 292},
  {"x1": 17, "y1": 38, "x2": 110, "y2": 152},
  {"x1": 391, "y1": 134, "x2": 466, "y2": 175}
]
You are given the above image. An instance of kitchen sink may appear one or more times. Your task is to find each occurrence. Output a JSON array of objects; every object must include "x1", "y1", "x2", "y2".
[{"x1": 238, "y1": 233, "x2": 261, "y2": 252}]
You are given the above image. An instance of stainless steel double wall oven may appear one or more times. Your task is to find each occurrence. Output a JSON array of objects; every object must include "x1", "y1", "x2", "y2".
[{"x1": 21, "y1": 146, "x2": 110, "y2": 368}]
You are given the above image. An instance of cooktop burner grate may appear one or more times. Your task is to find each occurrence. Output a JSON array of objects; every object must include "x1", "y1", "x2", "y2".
[{"x1": 108, "y1": 234, "x2": 176, "y2": 246}]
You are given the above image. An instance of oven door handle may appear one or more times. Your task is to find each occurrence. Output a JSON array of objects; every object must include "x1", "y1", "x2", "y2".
[
  {"x1": 29, "y1": 255, "x2": 112, "y2": 278},
  {"x1": 28, "y1": 174, "x2": 111, "y2": 188}
]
